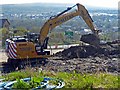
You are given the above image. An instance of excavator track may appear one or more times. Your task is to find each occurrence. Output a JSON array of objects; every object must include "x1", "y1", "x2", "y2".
[{"x1": 1, "y1": 58, "x2": 48, "y2": 73}]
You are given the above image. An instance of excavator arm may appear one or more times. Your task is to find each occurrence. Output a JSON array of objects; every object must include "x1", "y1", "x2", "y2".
[{"x1": 39, "y1": 3, "x2": 99, "y2": 48}]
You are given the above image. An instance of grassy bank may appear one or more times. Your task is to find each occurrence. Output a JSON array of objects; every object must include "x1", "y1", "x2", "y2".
[{"x1": 1, "y1": 68, "x2": 119, "y2": 89}]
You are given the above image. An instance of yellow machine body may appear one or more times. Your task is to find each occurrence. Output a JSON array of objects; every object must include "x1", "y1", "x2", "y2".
[
  {"x1": 5, "y1": 39, "x2": 50, "y2": 60},
  {"x1": 16, "y1": 42, "x2": 50, "y2": 59}
]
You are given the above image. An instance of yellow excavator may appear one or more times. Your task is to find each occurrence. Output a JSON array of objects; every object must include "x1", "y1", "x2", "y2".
[{"x1": 5, "y1": 3, "x2": 100, "y2": 69}]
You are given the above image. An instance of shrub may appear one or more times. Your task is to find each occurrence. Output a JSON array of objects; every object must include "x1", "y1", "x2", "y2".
[{"x1": 12, "y1": 79, "x2": 30, "y2": 89}]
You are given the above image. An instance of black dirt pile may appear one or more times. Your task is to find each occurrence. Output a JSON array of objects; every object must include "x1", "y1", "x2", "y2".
[
  {"x1": 55, "y1": 45, "x2": 120, "y2": 59},
  {"x1": 41, "y1": 41, "x2": 120, "y2": 74}
]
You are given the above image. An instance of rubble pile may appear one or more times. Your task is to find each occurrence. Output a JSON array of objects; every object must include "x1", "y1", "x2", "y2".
[
  {"x1": 44, "y1": 42, "x2": 119, "y2": 73},
  {"x1": 55, "y1": 44, "x2": 120, "y2": 59}
]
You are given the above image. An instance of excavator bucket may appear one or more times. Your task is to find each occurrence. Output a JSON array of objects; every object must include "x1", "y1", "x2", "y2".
[{"x1": 80, "y1": 34, "x2": 100, "y2": 47}]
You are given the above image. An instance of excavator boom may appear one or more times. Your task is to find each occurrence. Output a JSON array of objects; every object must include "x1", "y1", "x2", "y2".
[{"x1": 39, "y1": 3, "x2": 99, "y2": 47}]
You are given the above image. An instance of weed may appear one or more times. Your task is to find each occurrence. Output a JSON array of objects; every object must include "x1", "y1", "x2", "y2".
[
  {"x1": 12, "y1": 79, "x2": 30, "y2": 89},
  {"x1": 2, "y1": 70, "x2": 119, "y2": 89}
]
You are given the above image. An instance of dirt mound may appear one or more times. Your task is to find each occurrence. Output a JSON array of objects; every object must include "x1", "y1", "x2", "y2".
[
  {"x1": 34, "y1": 40, "x2": 120, "y2": 73},
  {"x1": 55, "y1": 45, "x2": 120, "y2": 59},
  {"x1": 45, "y1": 43, "x2": 119, "y2": 73}
]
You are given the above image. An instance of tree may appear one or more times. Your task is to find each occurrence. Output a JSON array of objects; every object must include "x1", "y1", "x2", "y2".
[
  {"x1": 49, "y1": 32, "x2": 65, "y2": 45},
  {"x1": 13, "y1": 27, "x2": 28, "y2": 36},
  {"x1": 0, "y1": 28, "x2": 10, "y2": 47}
]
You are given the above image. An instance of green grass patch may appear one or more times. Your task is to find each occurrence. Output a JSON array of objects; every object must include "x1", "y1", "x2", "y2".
[
  {"x1": 12, "y1": 79, "x2": 31, "y2": 89},
  {"x1": 1, "y1": 69, "x2": 119, "y2": 89}
]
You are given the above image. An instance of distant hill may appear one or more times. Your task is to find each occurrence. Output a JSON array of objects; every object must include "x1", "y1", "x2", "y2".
[
  {"x1": 0, "y1": 2, "x2": 117, "y2": 40},
  {"x1": 0, "y1": 3, "x2": 117, "y2": 11},
  {"x1": 0, "y1": 3, "x2": 117, "y2": 17}
]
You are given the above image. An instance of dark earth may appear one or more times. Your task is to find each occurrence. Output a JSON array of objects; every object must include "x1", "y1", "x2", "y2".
[
  {"x1": 1, "y1": 40, "x2": 120, "y2": 74},
  {"x1": 41, "y1": 43, "x2": 119, "y2": 74}
]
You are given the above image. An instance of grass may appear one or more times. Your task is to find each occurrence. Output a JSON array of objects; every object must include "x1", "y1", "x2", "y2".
[
  {"x1": 12, "y1": 79, "x2": 31, "y2": 89},
  {"x1": 1, "y1": 68, "x2": 119, "y2": 89}
]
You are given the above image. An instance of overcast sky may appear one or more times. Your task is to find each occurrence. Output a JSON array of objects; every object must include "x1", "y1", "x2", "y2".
[{"x1": 0, "y1": 0, "x2": 119, "y2": 9}]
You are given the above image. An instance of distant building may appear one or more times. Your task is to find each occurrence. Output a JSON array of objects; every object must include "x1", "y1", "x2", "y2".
[{"x1": 0, "y1": 19, "x2": 10, "y2": 29}]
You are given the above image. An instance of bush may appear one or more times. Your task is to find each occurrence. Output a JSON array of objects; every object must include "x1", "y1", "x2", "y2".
[{"x1": 12, "y1": 79, "x2": 30, "y2": 89}]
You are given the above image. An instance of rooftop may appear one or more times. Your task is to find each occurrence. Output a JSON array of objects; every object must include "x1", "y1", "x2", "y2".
[{"x1": 0, "y1": 19, "x2": 10, "y2": 28}]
